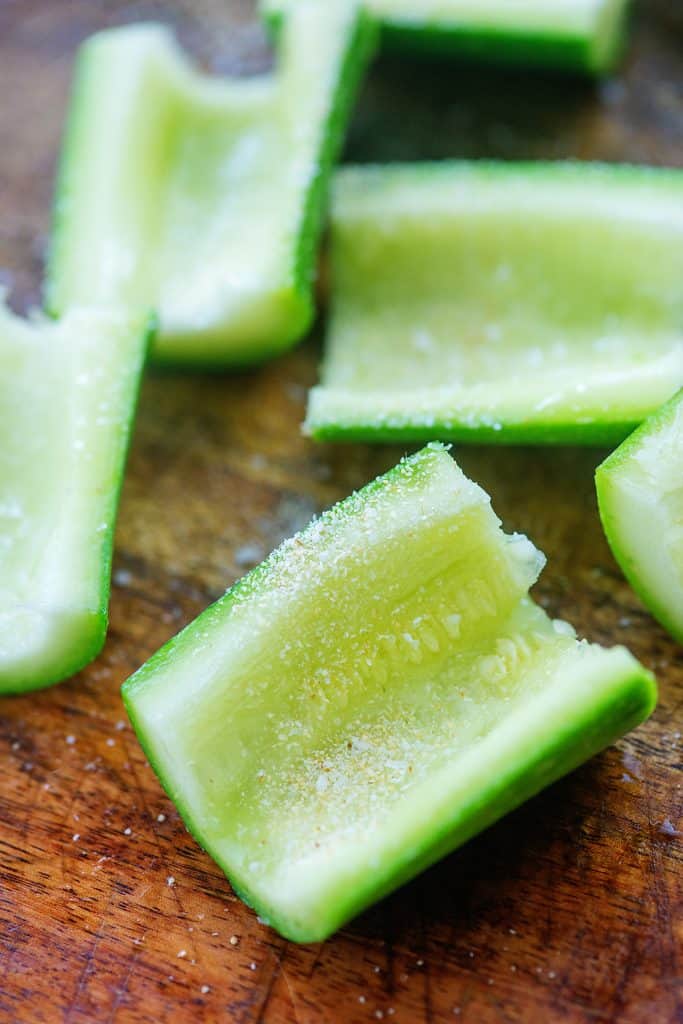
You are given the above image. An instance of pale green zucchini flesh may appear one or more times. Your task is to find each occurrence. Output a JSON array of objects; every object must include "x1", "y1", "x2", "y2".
[
  {"x1": 262, "y1": 0, "x2": 630, "y2": 74},
  {"x1": 597, "y1": 389, "x2": 683, "y2": 644},
  {"x1": 123, "y1": 444, "x2": 655, "y2": 942},
  {"x1": 47, "y1": 2, "x2": 376, "y2": 367},
  {"x1": 0, "y1": 301, "x2": 149, "y2": 694},
  {"x1": 306, "y1": 162, "x2": 683, "y2": 446}
]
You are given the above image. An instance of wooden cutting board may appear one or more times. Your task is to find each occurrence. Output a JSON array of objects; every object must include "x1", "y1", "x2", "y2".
[{"x1": 0, "y1": 2, "x2": 681, "y2": 1021}]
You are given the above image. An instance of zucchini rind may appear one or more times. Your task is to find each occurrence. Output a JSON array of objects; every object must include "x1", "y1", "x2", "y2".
[
  {"x1": 597, "y1": 389, "x2": 683, "y2": 644},
  {"x1": 0, "y1": 301, "x2": 149, "y2": 693},
  {"x1": 123, "y1": 444, "x2": 655, "y2": 942},
  {"x1": 47, "y1": 2, "x2": 376, "y2": 367},
  {"x1": 306, "y1": 162, "x2": 683, "y2": 446}
]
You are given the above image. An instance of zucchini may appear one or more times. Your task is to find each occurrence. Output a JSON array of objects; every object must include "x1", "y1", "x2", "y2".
[
  {"x1": 262, "y1": 0, "x2": 630, "y2": 74},
  {"x1": 0, "y1": 301, "x2": 149, "y2": 694},
  {"x1": 47, "y1": 2, "x2": 376, "y2": 367},
  {"x1": 596, "y1": 389, "x2": 683, "y2": 643},
  {"x1": 306, "y1": 162, "x2": 683, "y2": 446},
  {"x1": 123, "y1": 444, "x2": 655, "y2": 942}
]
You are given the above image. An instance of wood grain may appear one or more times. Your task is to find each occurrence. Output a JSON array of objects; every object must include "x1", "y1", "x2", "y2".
[{"x1": 0, "y1": 2, "x2": 681, "y2": 1022}]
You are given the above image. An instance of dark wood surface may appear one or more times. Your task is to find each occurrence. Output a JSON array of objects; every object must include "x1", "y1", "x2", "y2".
[{"x1": 1, "y1": 2, "x2": 682, "y2": 1021}]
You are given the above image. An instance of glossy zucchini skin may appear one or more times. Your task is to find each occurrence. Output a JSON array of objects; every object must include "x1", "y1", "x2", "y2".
[
  {"x1": 123, "y1": 445, "x2": 655, "y2": 942},
  {"x1": 0, "y1": 303, "x2": 150, "y2": 694},
  {"x1": 597, "y1": 389, "x2": 683, "y2": 644},
  {"x1": 306, "y1": 161, "x2": 683, "y2": 446},
  {"x1": 262, "y1": 0, "x2": 631, "y2": 74},
  {"x1": 47, "y1": 3, "x2": 376, "y2": 368}
]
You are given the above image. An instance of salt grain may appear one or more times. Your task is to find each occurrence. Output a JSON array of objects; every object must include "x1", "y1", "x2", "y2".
[
  {"x1": 66, "y1": 735, "x2": 76, "y2": 745},
  {"x1": 230, "y1": 935, "x2": 240, "y2": 946},
  {"x1": 167, "y1": 876, "x2": 175, "y2": 887},
  {"x1": 177, "y1": 950, "x2": 187, "y2": 958},
  {"x1": 200, "y1": 985, "x2": 210, "y2": 994},
  {"x1": 157, "y1": 813, "x2": 166, "y2": 823}
]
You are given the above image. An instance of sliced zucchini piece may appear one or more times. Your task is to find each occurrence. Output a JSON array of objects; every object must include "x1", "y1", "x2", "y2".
[
  {"x1": 306, "y1": 162, "x2": 683, "y2": 446},
  {"x1": 47, "y1": 2, "x2": 375, "y2": 367},
  {"x1": 123, "y1": 444, "x2": 655, "y2": 942},
  {"x1": 596, "y1": 389, "x2": 683, "y2": 643},
  {"x1": 262, "y1": 0, "x2": 630, "y2": 74},
  {"x1": 0, "y1": 301, "x2": 149, "y2": 694}
]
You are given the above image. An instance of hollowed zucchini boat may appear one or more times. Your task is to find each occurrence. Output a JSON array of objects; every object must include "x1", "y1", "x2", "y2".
[
  {"x1": 262, "y1": 0, "x2": 631, "y2": 74},
  {"x1": 123, "y1": 444, "x2": 655, "y2": 941},
  {"x1": 306, "y1": 162, "x2": 683, "y2": 446},
  {"x1": 0, "y1": 301, "x2": 149, "y2": 693},
  {"x1": 47, "y1": 2, "x2": 376, "y2": 366}
]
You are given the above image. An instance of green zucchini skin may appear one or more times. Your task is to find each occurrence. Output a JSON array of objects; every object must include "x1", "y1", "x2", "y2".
[
  {"x1": 306, "y1": 418, "x2": 646, "y2": 448},
  {"x1": 262, "y1": 0, "x2": 630, "y2": 75},
  {"x1": 0, "y1": 305, "x2": 151, "y2": 694},
  {"x1": 46, "y1": 4, "x2": 377, "y2": 369},
  {"x1": 289, "y1": 9, "x2": 377, "y2": 330},
  {"x1": 123, "y1": 445, "x2": 655, "y2": 942},
  {"x1": 596, "y1": 389, "x2": 683, "y2": 644},
  {"x1": 306, "y1": 161, "x2": 683, "y2": 447}
]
